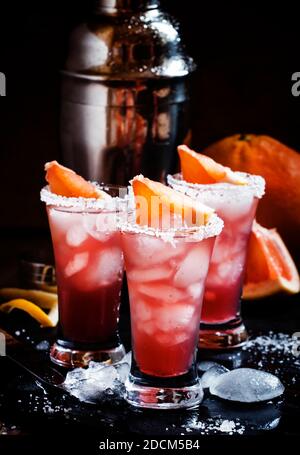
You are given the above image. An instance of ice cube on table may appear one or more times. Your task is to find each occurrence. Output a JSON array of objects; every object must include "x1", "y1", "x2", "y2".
[
  {"x1": 64, "y1": 358, "x2": 130, "y2": 404},
  {"x1": 210, "y1": 368, "x2": 285, "y2": 403},
  {"x1": 201, "y1": 364, "x2": 229, "y2": 389},
  {"x1": 198, "y1": 360, "x2": 221, "y2": 372},
  {"x1": 64, "y1": 364, "x2": 93, "y2": 386},
  {"x1": 174, "y1": 246, "x2": 209, "y2": 287},
  {"x1": 35, "y1": 340, "x2": 50, "y2": 351},
  {"x1": 119, "y1": 351, "x2": 132, "y2": 367},
  {"x1": 114, "y1": 362, "x2": 130, "y2": 383}
]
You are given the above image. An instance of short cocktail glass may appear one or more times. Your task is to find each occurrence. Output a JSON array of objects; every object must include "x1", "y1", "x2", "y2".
[
  {"x1": 41, "y1": 185, "x2": 130, "y2": 368},
  {"x1": 168, "y1": 172, "x2": 265, "y2": 349},
  {"x1": 121, "y1": 214, "x2": 223, "y2": 409}
]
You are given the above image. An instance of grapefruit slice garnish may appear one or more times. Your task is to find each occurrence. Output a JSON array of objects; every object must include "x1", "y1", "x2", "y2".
[
  {"x1": 0, "y1": 288, "x2": 57, "y2": 309},
  {"x1": 0, "y1": 299, "x2": 58, "y2": 327},
  {"x1": 131, "y1": 175, "x2": 214, "y2": 228},
  {"x1": 243, "y1": 221, "x2": 300, "y2": 299},
  {"x1": 178, "y1": 144, "x2": 247, "y2": 185},
  {"x1": 45, "y1": 161, "x2": 109, "y2": 199}
]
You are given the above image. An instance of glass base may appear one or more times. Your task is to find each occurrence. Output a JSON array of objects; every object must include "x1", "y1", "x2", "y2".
[
  {"x1": 50, "y1": 342, "x2": 126, "y2": 368},
  {"x1": 199, "y1": 318, "x2": 248, "y2": 350},
  {"x1": 125, "y1": 374, "x2": 203, "y2": 410}
]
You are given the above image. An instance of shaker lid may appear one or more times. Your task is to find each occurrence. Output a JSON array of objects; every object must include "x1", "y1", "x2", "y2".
[
  {"x1": 64, "y1": 2, "x2": 195, "y2": 80},
  {"x1": 95, "y1": 0, "x2": 159, "y2": 14}
]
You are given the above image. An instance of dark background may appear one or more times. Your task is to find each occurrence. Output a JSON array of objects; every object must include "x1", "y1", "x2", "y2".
[{"x1": 0, "y1": 0, "x2": 299, "y2": 230}]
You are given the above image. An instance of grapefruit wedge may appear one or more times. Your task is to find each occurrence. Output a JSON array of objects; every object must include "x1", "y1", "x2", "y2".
[
  {"x1": 131, "y1": 175, "x2": 214, "y2": 228},
  {"x1": 45, "y1": 161, "x2": 108, "y2": 199},
  {"x1": 0, "y1": 299, "x2": 58, "y2": 327},
  {"x1": 178, "y1": 144, "x2": 247, "y2": 185},
  {"x1": 243, "y1": 221, "x2": 300, "y2": 299}
]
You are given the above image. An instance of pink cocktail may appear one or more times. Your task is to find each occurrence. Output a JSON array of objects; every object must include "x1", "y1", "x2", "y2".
[
  {"x1": 168, "y1": 172, "x2": 265, "y2": 348},
  {"x1": 41, "y1": 185, "x2": 128, "y2": 367},
  {"x1": 122, "y1": 214, "x2": 223, "y2": 409}
]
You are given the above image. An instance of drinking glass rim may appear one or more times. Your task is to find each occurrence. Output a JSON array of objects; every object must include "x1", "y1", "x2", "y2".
[
  {"x1": 121, "y1": 213, "x2": 224, "y2": 242},
  {"x1": 40, "y1": 184, "x2": 134, "y2": 213},
  {"x1": 167, "y1": 172, "x2": 265, "y2": 199}
]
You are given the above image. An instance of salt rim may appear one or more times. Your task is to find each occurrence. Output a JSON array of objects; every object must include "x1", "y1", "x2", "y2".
[
  {"x1": 120, "y1": 213, "x2": 224, "y2": 243},
  {"x1": 167, "y1": 172, "x2": 265, "y2": 199},
  {"x1": 40, "y1": 185, "x2": 134, "y2": 212}
]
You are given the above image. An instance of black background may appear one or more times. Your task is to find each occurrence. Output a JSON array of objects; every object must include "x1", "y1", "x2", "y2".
[{"x1": 0, "y1": 0, "x2": 299, "y2": 230}]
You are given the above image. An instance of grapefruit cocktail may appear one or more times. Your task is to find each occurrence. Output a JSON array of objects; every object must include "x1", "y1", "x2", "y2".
[
  {"x1": 41, "y1": 161, "x2": 129, "y2": 367},
  {"x1": 168, "y1": 145, "x2": 265, "y2": 349},
  {"x1": 122, "y1": 175, "x2": 223, "y2": 409}
]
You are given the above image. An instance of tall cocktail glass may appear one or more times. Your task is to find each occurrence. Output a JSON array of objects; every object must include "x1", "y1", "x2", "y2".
[
  {"x1": 41, "y1": 185, "x2": 129, "y2": 367},
  {"x1": 168, "y1": 172, "x2": 265, "y2": 349},
  {"x1": 121, "y1": 214, "x2": 223, "y2": 409}
]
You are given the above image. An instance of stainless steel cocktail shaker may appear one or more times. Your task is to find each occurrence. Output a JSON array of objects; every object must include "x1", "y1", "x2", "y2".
[{"x1": 60, "y1": 0, "x2": 195, "y2": 184}]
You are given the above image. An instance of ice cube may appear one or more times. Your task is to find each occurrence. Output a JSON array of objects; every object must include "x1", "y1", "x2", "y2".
[
  {"x1": 64, "y1": 361, "x2": 125, "y2": 404},
  {"x1": 82, "y1": 213, "x2": 115, "y2": 242},
  {"x1": 114, "y1": 362, "x2": 130, "y2": 383},
  {"x1": 172, "y1": 331, "x2": 190, "y2": 344},
  {"x1": 79, "y1": 248, "x2": 123, "y2": 290},
  {"x1": 155, "y1": 330, "x2": 190, "y2": 346},
  {"x1": 198, "y1": 360, "x2": 220, "y2": 372},
  {"x1": 127, "y1": 266, "x2": 172, "y2": 283},
  {"x1": 155, "y1": 332, "x2": 174, "y2": 346},
  {"x1": 125, "y1": 234, "x2": 185, "y2": 267},
  {"x1": 65, "y1": 252, "x2": 89, "y2": 277},
  {"x1": 66, "y1": 224, "x2": 88, "y2": 247},
  {"x1": 139, "y1": 284, "x2": 186, "y2": 304},
  {"x1": 133, "y1": 300, "x2": 152, "y2": 322},
  {"x1": 35, "y1": 340, "x2": 50, "y2": 351},
  {"x1": 222, "y1": 261, "x2": 243, "y2": 282},
  {"x1": 48, "y1": 209, "x2": 80, "y2": 242},
  {"x1": 188, "y1": 282, "x2": 203, "y2": 300},
  {"x1": 119, "y1": 351, "x2": 132, "y2": 367},
  {"x1": 156, "y1": 303, "x2": 195, "y2": 331},
  {"x1": 215, "y1": 193, "x2": 253, "y2": 220},
  {"x1": 210, "y1": 368, "x2": 285, "y2": 403},
  {"x1": 174, "y1": 246, "x2": 210, "y2": 287},
  {"x1": 97, "y1": 248, "x2": 123, "y2": 285},
  {"x1": 207, "y1": 260, "x2": 243, "y2": 287},
  {"x1": 64, "y1": 365, "x2": 91, "y2": 386},
  {"x1": 142, "y1": 320, "x2": 156, "y2": 336},
  {"x1": 210, "y1": 236, "x2": 230, "y2": 263},
  {"x1": 211, "y1": 225, "x2": 249, "y2": 263},
  {"x1": 201, "y1": 364, "x2": 229, "y2": 389}
]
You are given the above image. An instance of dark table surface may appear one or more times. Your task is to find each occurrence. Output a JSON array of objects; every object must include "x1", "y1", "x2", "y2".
[{"x1": 0, "y1": 230, "x2": 299, "y2": 451}]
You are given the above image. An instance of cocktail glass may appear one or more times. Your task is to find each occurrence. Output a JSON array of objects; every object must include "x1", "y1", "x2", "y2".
[
  {"x1": 121, "y1": 213, "x2": 223, "y2": 409},
  {"x1": 41, "y1": 185, "x2": 130, "y2": 367},
  {"x1": 168, "y1": 172, "x2": 265, "y2": 349}
]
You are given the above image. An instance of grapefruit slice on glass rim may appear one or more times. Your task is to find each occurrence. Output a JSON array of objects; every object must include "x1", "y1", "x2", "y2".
[
  {"x1": 45, "y1": 161, "x2": 109, "y2": 199},
  {"x1": 243, "y1": 221, "x2": 300, "y2": 299},
  {"x1": 131, "y1": 174, "x2": 214, "y2": 228},
  {"x1": 178, "y1": 144, "x2": 247, "y2": 185}
]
